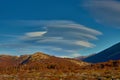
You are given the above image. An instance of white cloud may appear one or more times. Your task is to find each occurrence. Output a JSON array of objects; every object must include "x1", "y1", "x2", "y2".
[
  {"x1": 83, "y1": 0, "x2": 120, "y2": 28},
  {"x1": 21, "y1": 20, "x2": 102, "y2": 50},
  {"x1": 75, "y1": 41, "x2": 95, "y2": 48},
  {"x1": 59, "y1": 53, "x2": 81, "y2": 58},
  {"x1": 1, "y1": 20, "x2": 102, "y2": 57},
  {"x1": 42, "y1": 20, "x2": 102, "y2": 35},
  {"x1": 59, "y1": 56, "x2": 69, "y2": 58},
  {"x1": 25, "y1": 31, "x2": 47, "y2": 37},
  {"x1": 70, "y1": 53, "x2": 81, "y2": 57}
]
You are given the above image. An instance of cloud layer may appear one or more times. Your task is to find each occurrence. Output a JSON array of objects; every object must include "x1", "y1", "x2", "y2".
[
  {"x1": 19, "y1": 20, "x2": 102, "y2": 56},
  {"x1": 83, "y1": 0, "x2": 120, "y2": 28},
  {"x1": 0, "y1": 20, "x2": 102, "y2": 57}
]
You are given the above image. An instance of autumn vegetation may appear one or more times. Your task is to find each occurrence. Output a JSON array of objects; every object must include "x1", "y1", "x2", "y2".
[{"x1": 0, "y1": 52, "x2": 120, "y2": 80}]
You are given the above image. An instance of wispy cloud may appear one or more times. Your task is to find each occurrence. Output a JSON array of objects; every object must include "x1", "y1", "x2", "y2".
[
  {"x1": 20, "y1": 20, "x2": 102, "y2": 53},
  {"x1": 83, "y1": 0, "x2": 120, "y2": 28},
  {"x1": 25, "y1": 31, "x2": 47, "y2": 38},
  {"x1": 0, "y1": 20, "x2": 102, "y2": 57},
  {"x1": 74, "y1": 41, "x2": 95, "y2": 48}
]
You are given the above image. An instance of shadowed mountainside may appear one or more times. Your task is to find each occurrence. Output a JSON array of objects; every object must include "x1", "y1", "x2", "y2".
[{"x1": 83, "y1": 42, "x2": 120, "y2": 63}]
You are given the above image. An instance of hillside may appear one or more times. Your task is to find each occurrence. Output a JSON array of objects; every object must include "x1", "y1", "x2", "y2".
[
  {"x1": 18, "y1": 52, "x2": 89, "y2": 72},
  {"x1": 0, "y1": 52, "x2": 120, "y2": 80},
  {"x1": 0, "y1": 52, "x2": 89, "y2": 73},
  {"x1": 0, "y1": 55, "x2": 18, "y2": 67},
  {"x1": 83, "y1": 42, "x2": 120, "y2": 63}
]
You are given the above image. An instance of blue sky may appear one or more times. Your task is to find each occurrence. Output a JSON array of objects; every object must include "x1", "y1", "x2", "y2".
[{"x1": 0, "y1": 0, "x2": 120, "y2": 57}]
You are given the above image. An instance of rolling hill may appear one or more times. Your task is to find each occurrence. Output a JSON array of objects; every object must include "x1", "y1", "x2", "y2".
[
  {"x1": 0, "y1": 52, "x2": 120, "y2": 80},
  {"x1": 0, "y1": 52, "x2": 89, "y2": 74}
]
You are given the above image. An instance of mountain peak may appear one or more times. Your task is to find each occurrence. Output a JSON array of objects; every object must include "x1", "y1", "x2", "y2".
[{"x1": 30, "y1": 52, "x2": 50, "y2": 61}]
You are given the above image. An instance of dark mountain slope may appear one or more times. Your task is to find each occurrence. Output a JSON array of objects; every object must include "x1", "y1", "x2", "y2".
[{"x1": 83, "y1": 42, "x2": 120, "y2": 63}]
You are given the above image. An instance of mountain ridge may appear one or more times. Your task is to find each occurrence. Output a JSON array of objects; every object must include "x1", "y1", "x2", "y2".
[{"x1": 0, "y1": 52, "x2": 89, "y2": 70}]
